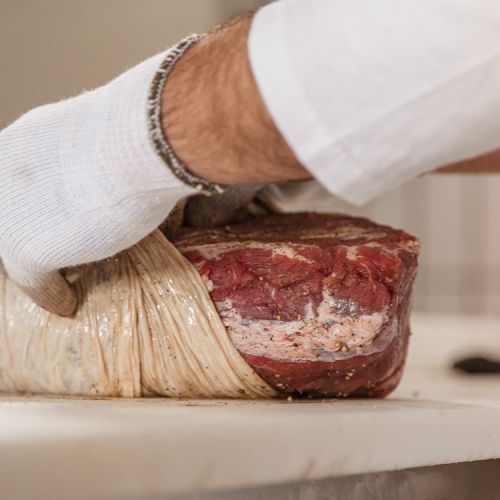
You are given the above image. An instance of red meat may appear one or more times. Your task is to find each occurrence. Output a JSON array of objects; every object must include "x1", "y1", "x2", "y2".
[{"x1": 173, "y1": 213, "x2": 419, "y2": 398}]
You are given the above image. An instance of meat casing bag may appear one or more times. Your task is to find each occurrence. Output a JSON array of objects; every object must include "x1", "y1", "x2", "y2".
[{"x1": 0, "y1": 213, "x2": 419, "y2": 398}]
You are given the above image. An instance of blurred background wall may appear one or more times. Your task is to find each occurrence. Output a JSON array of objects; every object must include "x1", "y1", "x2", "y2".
[{"x1": 1, "y1": 0, "x2": 499, "y2": 316}]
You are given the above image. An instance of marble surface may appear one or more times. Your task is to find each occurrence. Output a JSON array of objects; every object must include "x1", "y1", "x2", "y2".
[{"x1": 1, "y1": 312, "x2": 500, "y2": 500}]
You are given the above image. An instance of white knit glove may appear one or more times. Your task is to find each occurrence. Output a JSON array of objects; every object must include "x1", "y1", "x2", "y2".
[{"x1": 0, "y1": 47, "x2": 200, "y2": 316}]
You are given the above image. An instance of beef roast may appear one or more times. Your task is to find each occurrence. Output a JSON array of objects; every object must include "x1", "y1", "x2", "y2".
[{"x1": 173, "y1": 213, "x2": 419, "y2": 398}]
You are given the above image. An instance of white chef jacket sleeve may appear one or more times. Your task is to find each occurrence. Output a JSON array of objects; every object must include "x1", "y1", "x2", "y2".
[{"x1": 248, "y1": 0, "x2": 500, "y2": 205}]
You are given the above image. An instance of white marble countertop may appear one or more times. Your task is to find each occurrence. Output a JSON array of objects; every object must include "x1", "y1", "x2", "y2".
[{"x1": 1, "y1": 312, "x2": 500, "y2": 500}]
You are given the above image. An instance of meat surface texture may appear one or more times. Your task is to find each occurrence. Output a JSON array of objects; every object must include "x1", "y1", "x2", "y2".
[{"x1": 174, "y1": 213, "x2": 420, "y2": 398}]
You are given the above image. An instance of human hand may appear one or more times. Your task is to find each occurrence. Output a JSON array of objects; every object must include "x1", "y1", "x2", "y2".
[
  {"x1": 0, "y1": 50, "x2": 197, "y2": 316},
  {"x1": 183, "y1": 184, "x2": 264, "y2": 228}
]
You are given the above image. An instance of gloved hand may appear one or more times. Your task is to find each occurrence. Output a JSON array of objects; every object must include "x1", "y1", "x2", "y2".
[
  {"x1": 0, "y1": 50, "x2": 197, "y2": 316},
  {"x1": 183, "y1": 184, "x2": 263, "y2": 228}
]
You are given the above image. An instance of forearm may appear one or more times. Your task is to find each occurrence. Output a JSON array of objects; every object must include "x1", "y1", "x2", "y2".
[
  {"x1": 161, "y1": 14, "x2": 309, "y2": 186},
  {"x1": 437, "y1": 149, "x2": 500, "y2": 174},
  {"x1": 162, "y1": 2, "x2": 500, "y2": 200}
]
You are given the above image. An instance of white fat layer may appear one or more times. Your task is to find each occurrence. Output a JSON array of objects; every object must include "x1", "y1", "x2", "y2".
[
  {"x1": 188, "y1": 241, "x2": 363, "y2": 263},
  {"x1": 345, "y1": 247, "x2": 358, "y2": 260},
  {"x1": 181, "y1": 236, "x2": 412, "y2": 264},
  {"x1": 219, "y1": 288, "x2": 390, "y2": 362},
  {"x1": 298, "y1": 227, "x2": 388, "y2": 240},
  {"x1": 271, "y1": 247, "x2": 310, "y2": 261}
]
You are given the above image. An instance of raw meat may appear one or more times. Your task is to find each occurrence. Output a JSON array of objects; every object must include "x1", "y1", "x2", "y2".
[{"x1": 174, "y1": 213, "x2": 420, "y2": 398}]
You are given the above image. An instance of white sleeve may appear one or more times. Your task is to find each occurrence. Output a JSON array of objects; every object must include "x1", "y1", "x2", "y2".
[{"x1": 248, "y1": 0, "x2": 500, "y2": 205}]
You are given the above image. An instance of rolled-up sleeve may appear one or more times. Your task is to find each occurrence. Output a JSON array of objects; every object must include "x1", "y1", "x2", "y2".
[{"x1": 248, "y1": 0, "x2": 500, "y2": 204}]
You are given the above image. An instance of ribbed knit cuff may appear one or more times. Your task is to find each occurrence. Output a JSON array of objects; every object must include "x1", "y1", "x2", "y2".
[{"x1": 148, "y1": 34, "x2": 227, "y2": 196}]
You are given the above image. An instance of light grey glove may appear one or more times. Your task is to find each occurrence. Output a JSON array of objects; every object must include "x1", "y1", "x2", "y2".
[{"x1": 183, "y1": 184, "x2": 264, "y2": 228}]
